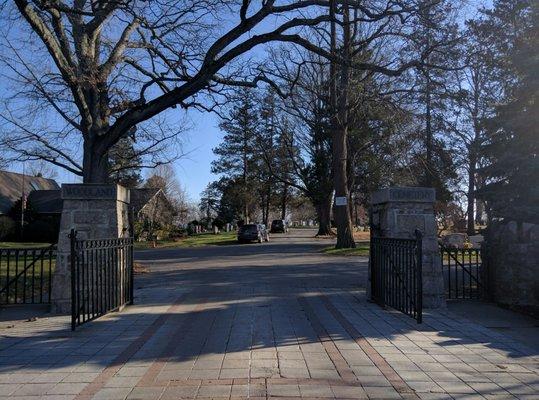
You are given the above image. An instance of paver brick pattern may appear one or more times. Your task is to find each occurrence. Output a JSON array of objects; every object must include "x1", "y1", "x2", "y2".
[{"x1": 1, "y1": 231, "x2": 537, "y2": 399}]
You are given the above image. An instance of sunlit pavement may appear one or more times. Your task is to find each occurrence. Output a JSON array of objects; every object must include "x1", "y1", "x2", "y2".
[{"x1": 0, "y1": 229, "x2": 537, "y2": 399}]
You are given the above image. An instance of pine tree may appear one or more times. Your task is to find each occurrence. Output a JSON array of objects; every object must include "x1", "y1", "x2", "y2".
[
  {"x1": 477, "y1": 1, "x2": 539, "y2": 224},
  {"x1": 256, "y1": 90, "x2": 278, "y2": 226},
  {"x1": 109, "y1": 137, "x2": 142, "y2": 188},
  {"x1": 199, "y1": 182, "x2": 221, "y2": 222},
  {"x1": 212, "y1": 90, "x2": 259, "y2": 223},
  {"x1": 406, "y1": 0, "x2": 461, "y2": 201}
]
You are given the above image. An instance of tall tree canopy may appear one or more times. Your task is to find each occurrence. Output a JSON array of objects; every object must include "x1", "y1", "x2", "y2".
[
  {"x1": 0, "y1": 0, "x2": 336, "y2": 182},
  {"x1": 477, "y1": 0, "x2": 539, "y2": 224}
]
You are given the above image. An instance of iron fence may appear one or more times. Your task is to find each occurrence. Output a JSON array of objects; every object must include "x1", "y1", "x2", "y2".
[
  {"x1": 0, "y1": 245, "x2": 56, "y2": 305},
  {"x1": 370, "y1": 231, "x2": 423, "y2": 323},
  {"x1": 440, "y1": 245, "x2": 484, "y2": 299},
  {"x1": 70, "y1": 230, "x2": 134, "y2": 330}
]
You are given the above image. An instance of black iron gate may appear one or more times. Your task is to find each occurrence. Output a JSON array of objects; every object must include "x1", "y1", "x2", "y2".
[
  {"x1": 70, "y1": 230, "x2": 134, "y2": 330},
  {"x1": 0, "y1": 245, "x2": 56, "y2": 305},
  {"x1": 370, "y1": 231, "x2": 423, "y2": 323},
  {"x1": 440, "y1": 245, "x2": 484, "y2": 299}
]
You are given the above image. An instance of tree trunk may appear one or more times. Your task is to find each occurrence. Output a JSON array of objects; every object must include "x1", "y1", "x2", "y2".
[
  {"x1": 82, "y1": 140, "x2": 110, "y2": 183},
  {"x1": 316, "y1": 195, "x2": 333, "y2": 236},
  {"x1": 425, "y1": 72, "x2": 433, "y2": 188},
  {"x1": 475, "y1": 199, "x2": 485, "y2": 225},
  {"x1": 332, "y1": 137, "x2": 355, "y2": 247},
  {"x1": 330, "y1": 0, "x2": 355, "y2": 249},
  {"x1": 243, "y1": 201, "x2": 249, "y2": 224},
  {"x1": 466, "y1": 152, "x2": 476, "y2": 236},
  {"x1": 263, "y1": 187, "x2": 271, "y2": 226},
  {"x1": 280, "y1": 183, "x2": 288, "y2": 220}
]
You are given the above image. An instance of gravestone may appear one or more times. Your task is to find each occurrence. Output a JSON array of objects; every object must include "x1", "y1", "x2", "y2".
[
  {"x1": 370, "y1": 187, "x2": 445, "y2": 309},
  {"x1": 51, "y1": 184, "x2": 130, "y2": 313}
]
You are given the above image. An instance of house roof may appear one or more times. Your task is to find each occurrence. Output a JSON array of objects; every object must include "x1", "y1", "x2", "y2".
[
  {"x1": 27, "y1": 190, "x2": 63, "y2": 214},
  {"x1": 0, "y1": 170, "x2": 60, "y2": 214},
  {"x1": 130, "y1": 188, "x2": 161, "y2": 214}
]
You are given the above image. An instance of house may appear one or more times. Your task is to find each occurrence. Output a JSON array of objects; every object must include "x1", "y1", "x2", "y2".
[
  {"x1": 0, "y1": 170, "x2": 59, "y2": 215},
  {"x1": 130, "y1": 188, "x2": 176, "y2": 227},
  {"x1": 22, "y1": 186, "x2": 175, "y2": 225},
  {"x1": 27, "y1": 190, "x2": 64, "y2": 216}
]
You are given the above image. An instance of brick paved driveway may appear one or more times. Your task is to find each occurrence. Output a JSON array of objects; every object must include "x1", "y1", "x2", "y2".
[{"x1": 0, "y1": 229, "x2": 538, "y2": 399}]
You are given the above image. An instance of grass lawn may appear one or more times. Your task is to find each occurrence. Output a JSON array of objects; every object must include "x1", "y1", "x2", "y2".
[
  {"x1": 321, "y1": 242, "x2": 370, "y2": 257},
  {"x1": 134, "y1": 231, "x2": 238, "y2": 250},
  {"x1": 0, "y1": 247, "x2": 56, "y2": 303},
  {"x1": 0, "y1": 242, "x2": 53, "y2": 249},
  {"x1": 441, "y1": 252, "x2": 481, "y2": 264}
]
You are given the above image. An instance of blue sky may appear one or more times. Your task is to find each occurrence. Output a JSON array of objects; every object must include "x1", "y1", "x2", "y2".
[
  {"x1": 173, "y1": 110, "x2": 220, "y2": 202},
  {"x1": 23, "y1": 108, "x2": 222, "y2": 202},
  {"x1": 3, "y1": 0, "x2": 491, "y2": 203}
]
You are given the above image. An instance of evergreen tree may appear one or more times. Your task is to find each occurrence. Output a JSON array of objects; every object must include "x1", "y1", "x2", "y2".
[
  {"x1": 256, "y1": 90, "x2": 278, "y2": 226},
  {"x1": 283, "y1": 60, "x2": 334, "y2": 235},
  {"x1": 405, "y1": 0, "x2": 461, "y2": 201},
  {"x1": 212, "y1": 89, "x2": 260, "y2": 223},
  {"x1": 477, "y1": 1, "x2": 539, "y2": 224},
  {"x1": 274, "y1": 119, "x2": 297, "y2": 220},
  {"x1": 213, "y1": 177, "x2": 250, "y2": 224},
  {"x1": 109, "y1": 137, "x2": 142, "y2": 188},
  {"x1": 199, "y1": 182, "x2": 221, "y2": 222}
]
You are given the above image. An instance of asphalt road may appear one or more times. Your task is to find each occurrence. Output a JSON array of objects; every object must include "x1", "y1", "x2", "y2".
[{"x1": 134, "y1": 228, "x2": 369, "y2": 294}]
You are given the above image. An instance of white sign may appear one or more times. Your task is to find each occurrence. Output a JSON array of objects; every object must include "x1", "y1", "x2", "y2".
[{"x1": 335, "y1": 196, "x2": 347, "y2": 206}]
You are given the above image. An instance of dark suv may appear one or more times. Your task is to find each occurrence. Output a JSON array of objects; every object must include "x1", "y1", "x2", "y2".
[
  {"x1": 238, "y1": 224, "x2": 269, "y2": 243},
  {"x1": 270, "y1": 219, "x2": 288, "y2": 233}
]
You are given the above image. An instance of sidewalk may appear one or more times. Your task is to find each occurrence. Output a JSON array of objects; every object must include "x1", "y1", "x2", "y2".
[
  {"x1": 0, "y1": 243, "x2": 537, "y2": 399},
  {"x1": 447, "y1": 301, "x2": 539, "y2": 353}
]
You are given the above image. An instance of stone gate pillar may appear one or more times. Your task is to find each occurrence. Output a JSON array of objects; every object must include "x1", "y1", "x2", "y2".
[
  {"x1": 51, "y1": 184, "x2": 130, "y2": 313},
  {"x1": 370, "y1": 187, "x2": 445, "y2": 309}
]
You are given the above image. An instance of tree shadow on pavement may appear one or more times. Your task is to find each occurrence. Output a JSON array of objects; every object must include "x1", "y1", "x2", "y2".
[{"x1": 0, "y1": 240, "x2": 536, "y2": 399}]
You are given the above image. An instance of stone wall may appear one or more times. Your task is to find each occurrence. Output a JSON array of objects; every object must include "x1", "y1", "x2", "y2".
[
  {"x1": 370, "y1": 187, "x2": 446, "y2": 309},
  {"x1": 51, "y1": 184, "x2": 130, "y2": 313},
  {"x1": 484, "y1": 221, "x2": 539, "y2": 317}
]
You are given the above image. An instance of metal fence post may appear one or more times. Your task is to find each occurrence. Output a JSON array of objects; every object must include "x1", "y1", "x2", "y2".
[
  {"x1": 129, "y1": 239, "x2": 134, "y2": 305},
  {"x1": 415, "y1": 229, "x2": 423, "y2": 324},
  {"x1": 369, "y1": 238, "x2": 374, "y2": 302},
  {"x1": 69, "y1": 229, "x2": 77, "y2": 331}
]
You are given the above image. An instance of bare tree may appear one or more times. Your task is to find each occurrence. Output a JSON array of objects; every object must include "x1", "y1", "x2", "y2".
[
  {"x1": 448, "y1": 22, "x2": 499, "y2": 235},
  {"x1": 0, "y1": 0, "x2": 339, "y2": 183},
  {"x1": 26, "y1": 159, "x2": 58, "y2": 179},
  {"x1": 327, "y1": 0, "x2": 463, "y2": 247},
  {"x1": 144, "y1": 164, "x2": 188, "y2": 210},
  {"x1": 253, "y1": 49, "x2": 335, "y2": 236}
]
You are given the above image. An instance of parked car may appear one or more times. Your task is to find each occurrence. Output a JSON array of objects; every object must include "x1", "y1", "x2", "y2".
[
  {"x1": 270, "y1": 219, "x2": 288, "y2": 233},
  {"x1": 238, "y1": 224, "x2": 269, "y2": 243}
]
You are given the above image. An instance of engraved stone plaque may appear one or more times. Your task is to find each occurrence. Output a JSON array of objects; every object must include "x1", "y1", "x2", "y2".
[
  {"x1": 62, "y1": 184, "x2": 129, "y2": 203},
  {"x1": 396, "y1": 214, "x2": 426, "y2": 233},
  {"x1": 371, "y1": 187, "x2": 435, "y2": 204}
]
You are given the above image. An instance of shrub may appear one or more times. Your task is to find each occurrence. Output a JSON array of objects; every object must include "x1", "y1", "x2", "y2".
[
  {"x1": 169, "y1": 226, "x2": 187, "y2": 240},
  {"x1": 133, "y1": 220, "x2": 145, "y2": 240},
  {"x1": 0, "y1": 216, "x2": 16, "y2": 241},
  {"x1": 24, "y1": 217, "x2": 60, "y2": 243},
  {"x1": 213, "y1": 218, "x2": 225, "y2": 229},
  {"x1": 7, "y1": 198, "x2": 38, "y2": 225}
]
